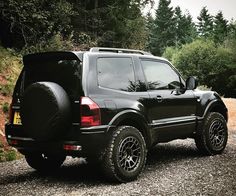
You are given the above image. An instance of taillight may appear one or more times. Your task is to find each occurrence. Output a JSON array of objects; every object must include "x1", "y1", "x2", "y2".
[{"x1": 80, "y1": 97, "x2": 101, "y2": 127}]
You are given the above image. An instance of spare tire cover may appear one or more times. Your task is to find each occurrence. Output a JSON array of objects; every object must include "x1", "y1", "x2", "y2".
[{"x1": 21, "y1": 82, "x2": 71, "y2": 141}]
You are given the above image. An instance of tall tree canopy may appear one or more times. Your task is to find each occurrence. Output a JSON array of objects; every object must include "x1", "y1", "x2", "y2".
[
  {"x1": 197, "y1": 6, "x2": 214, "y2": 38},
  {"x1": 0, "y1": 0, "x2": 153, "y2": 51},
  {"x1": 173, "y1": 6, "x2": 197, "y2": 46},
  {"x1": 213, "y1": 11, "x2": 228, "y2": 43},
  {"x1": 148, "y1": 0, "x2": 175, "y2": 55}
]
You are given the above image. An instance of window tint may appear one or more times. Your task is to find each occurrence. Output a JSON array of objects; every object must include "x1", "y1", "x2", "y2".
[
  {"x1": 141, "y1": 60, "x2": 182, "y2": 90},
  {"x1": 24, "y1": 59, "x2": 81, "y2": 99},
  {"x1": 97, "y1": 57, "x2": 135, "y2": 91}
]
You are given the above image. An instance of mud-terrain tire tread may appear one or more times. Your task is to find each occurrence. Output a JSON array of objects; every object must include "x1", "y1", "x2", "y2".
[
  {"x1": 101, "y1": 126, "x2": 147, "y2": 182},
  {"x1": 195, "y1": 112, "x2": 228, "y2": 155}
]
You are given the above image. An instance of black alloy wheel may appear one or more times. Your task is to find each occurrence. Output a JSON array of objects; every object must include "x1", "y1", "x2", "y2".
[
  {"x1": 101, "y1": 126, "x2": 147, "y2": 182},
  {"x1": 195, "y1": 112, "x2": 228, "y2": 155},
  {"x1": 209, "y1": 119, "x2": 226, "y2": 150},
  {"x1": 118, "y1": 136, "x2": 141, "y2": 172}
]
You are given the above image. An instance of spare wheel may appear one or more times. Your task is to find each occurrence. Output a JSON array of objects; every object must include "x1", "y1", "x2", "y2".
[{"x1": 21, "y1": 82, "x2": 71, "y2": 141}]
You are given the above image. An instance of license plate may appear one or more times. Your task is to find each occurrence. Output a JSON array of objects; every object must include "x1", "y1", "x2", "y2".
[{"x1": 13, "y1": 111, "x2": 22, "y2": 125}]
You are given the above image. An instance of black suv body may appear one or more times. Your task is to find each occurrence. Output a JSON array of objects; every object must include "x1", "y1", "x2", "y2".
[{"x1": 5, "y1": 47, "x2": 228, "y2": 182}]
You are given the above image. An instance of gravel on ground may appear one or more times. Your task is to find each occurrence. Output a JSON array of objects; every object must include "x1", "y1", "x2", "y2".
[{"x1": 1, "y1": 137, "x2": 236, "y2": 196}]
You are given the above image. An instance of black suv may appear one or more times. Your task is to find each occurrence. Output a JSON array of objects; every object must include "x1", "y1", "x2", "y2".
[{"x1": 5, "y1": 47, "x2": 228, "y2": 182}]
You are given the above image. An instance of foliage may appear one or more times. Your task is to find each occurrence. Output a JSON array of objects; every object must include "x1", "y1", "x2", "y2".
[
  {"x1": 0, "y1": 146, "x2": 19, "y2": 162},
  {"x1": 0, "y1": 0, "x2": 74, "y2": 49},
  {"x1": 148, "y1": 0, "x2": 197, "y2": 55},
  {"x1": 173, "y1": 7, "x2": 197, "y2": 46},
  {"x1": 21, "y1": 33, "x2": 74, "y2": 54},
  {"x1": 0, "y1": 0, "x2": 153, "y2": 50},
  {"x1": 169, "y1": 39, "x2": 236, "y2": 97},
  {"x1": 0, "y1": 46, "x2": 22, "y2": 96},
  {"x1": 2, "y1": 102, "x2": 9, "y2": 114},
  {"x1": 213, "y1": 11, "x2": 228, "y2": 43},
  {"x1": 148, "y1": 0, "x2": 175, "y2": 55},
  {"x1": 197, "y1": 7, "x2": 214, "y2": 38},
  {"x1": 162, "y1": 46, "x2": 179, "y2": 60}
]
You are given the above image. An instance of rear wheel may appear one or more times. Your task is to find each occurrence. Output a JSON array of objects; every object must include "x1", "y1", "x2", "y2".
[
  {"x1": 25, "y1": 153, "x2": 66, "y2": 172},
  {"x1": 101, "y1": 126, "x2": 147, "y2": 182},
  {"x1": 195, "y1": 112, "x2": 228, "y2": 155}
]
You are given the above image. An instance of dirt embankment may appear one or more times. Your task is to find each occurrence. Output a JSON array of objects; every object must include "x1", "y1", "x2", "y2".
[{"x1": 223, "y1": 98, "x2": 236, "y2": 132}]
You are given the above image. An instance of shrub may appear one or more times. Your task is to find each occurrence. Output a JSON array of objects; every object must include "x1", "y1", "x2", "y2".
[
  {"x1": 5, "y1": 150, "x2": 17, "y2": 161},
  {"x1": 2, "y1": 102, "x2": 9, "y2": 113},
  {"x1": 168, "y1": 39, "x2": 235, "y2": 97},
  {"x1": 0, "y1": 83, "x2": 14, "y2": 96}
]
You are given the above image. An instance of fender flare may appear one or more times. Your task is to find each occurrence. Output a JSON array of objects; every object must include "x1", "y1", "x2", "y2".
[
  {"x1": 202, "y1": 100, "x2": 228, "y2": 121},
  {"x1": 108, "y1": 110, "x2": 152, "y2": 148}
]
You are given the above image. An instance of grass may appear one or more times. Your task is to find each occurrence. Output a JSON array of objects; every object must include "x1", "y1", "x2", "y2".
[
  {"x1": 2, "y1": 102, "x2": 9, "y2": 114},
  {"x1": 0, "y1": 139, "x2": 19, "y2": 162}
]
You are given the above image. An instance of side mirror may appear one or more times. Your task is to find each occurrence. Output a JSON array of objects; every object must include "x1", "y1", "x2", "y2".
[{"x1": 186, "y1": 76, "x2": 198, "y2": 90}]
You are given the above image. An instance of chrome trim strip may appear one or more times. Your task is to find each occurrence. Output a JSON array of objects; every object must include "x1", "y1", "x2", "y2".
[
  {"x1": 151, "y1": 116, "x2": 196, "y2": 126},
  {"x1": 152, "y1": 121, "x2": 195, "y2": 129},
  {"x1": 81, "y1": 131, "x2": 105, "y2": 134},
  {"x1": 80, "y1": 125, "x2": 111, "y2": 130},
  {"x1": 12, "y1": 106, "x2": 20, "y2": 109},
  {"x1": 7, "y1": 136, "x2": 34, "y2": 141}
]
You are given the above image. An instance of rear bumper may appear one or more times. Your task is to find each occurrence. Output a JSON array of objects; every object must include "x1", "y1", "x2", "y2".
[{"x1": 5, "y1": 123, "x2": 116, "y2": 156}]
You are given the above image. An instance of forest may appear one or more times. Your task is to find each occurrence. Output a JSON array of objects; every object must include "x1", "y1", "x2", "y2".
[{"x1": 0, "y1": 0, "x2": 236, "y2": 97}]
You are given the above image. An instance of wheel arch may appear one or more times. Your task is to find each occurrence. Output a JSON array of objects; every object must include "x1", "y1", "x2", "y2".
[
  {"x1": 203, "y1": 100, "x2": 228, "y2": 122},
  {"x1": 108, "y1": 110, "x2": 152, "y2": 149}
]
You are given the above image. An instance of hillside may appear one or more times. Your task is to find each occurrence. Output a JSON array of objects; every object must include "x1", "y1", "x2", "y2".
[{"x1": 0, "y1": 47, "x2": 22, "y2": 161}]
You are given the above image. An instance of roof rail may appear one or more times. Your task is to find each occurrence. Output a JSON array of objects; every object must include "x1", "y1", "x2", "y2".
[{"x1": 89, "y1": 47, "x2": 152, "y2": 55}]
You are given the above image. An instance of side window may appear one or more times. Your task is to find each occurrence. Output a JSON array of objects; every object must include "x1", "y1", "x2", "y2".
[
  {"x1": 97, "y1": 57, "x2": 135, "y2": 92},
  {"x1": 141, "y1": 60, "x2": 183, "y2": 90}
]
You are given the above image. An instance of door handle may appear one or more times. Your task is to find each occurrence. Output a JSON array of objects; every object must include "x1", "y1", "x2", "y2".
[{"x1": 156, "y1": 95, "x2": 163, "y2": 102}]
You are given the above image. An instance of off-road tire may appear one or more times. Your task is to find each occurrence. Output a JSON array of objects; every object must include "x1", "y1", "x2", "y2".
[
  {"x1": 101, "y1": 126, "x2": 147, "y2": 182},
  {"x1": 25, "y1": 153, "x2": 66, "y2": 172},
  {"x1": 195, "y1": 112, "x2": 228, "y2": 155}
]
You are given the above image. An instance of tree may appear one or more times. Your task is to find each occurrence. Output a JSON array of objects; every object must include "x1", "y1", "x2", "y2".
[
  {"x1": 213, "y1": 11, "x2": 228, "y2": 43},
  {"x1": 173, "y1": 6, "x2": 197, "y2": 46},
  {"x1": 0, "y1": 0, "x2": 74, "y2": 49},
  {"x1": 197, "y1": 7, "x2": 214, "y2": 38},
  {"x1": 148, "y1": 0, "x2": 175, "y2": 55},
  {"x1": 145, "y1": 12, "x2": 154, "y2": 50},
  {"x1": 0, "y1": 0, "x2": 153, "y2": 50}
]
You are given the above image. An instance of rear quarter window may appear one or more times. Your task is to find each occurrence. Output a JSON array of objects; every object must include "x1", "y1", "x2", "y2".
[{"x1": 97, "y1": 57, "x2": 136, "y2": 92}]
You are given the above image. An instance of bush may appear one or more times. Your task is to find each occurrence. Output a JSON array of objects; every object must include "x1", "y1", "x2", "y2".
[
  {"x1": 197, "y1": 85, "x2": 212, "y2": 91},
  {"x1": 0, "y1": 83, "x2": 14, "y2": 96},
  {"x1": 2, "y1": 102, "x2": 9, "y2": 113},
  {"x1": 0, "y1": 140, "x2": 19, "y2": 162},
  {"x1": 5, "y1": 150, "x2": 17, "y2": 161},
  {"x1": 22, "y1": 33, "x2": 74, "y2": 54},
  {"x1": 163, "y1": 46, "x2": 179, "y2": 61},
  {"x1": 168, "y1": 39, "x2": 236, "y2": 97}
]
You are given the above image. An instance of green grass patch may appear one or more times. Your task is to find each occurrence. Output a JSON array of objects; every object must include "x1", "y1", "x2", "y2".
[
  {"x1": 2, "y1": 102, "x2": 9, "y2": 114},
  {"x1": 0, "y1": 46, "x2": 22, "y2": 97}
]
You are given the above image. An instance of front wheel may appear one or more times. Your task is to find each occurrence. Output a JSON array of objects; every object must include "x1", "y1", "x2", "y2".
[
  {"x1": 195, "y1": 112, "x2": 228, "y2": 155},
  {"x1": 25, "y1": 153, "x2": 66, "y2": 172},
  {"x1": 101, "y1": 126, "x2": 147, "y2": 182}
]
